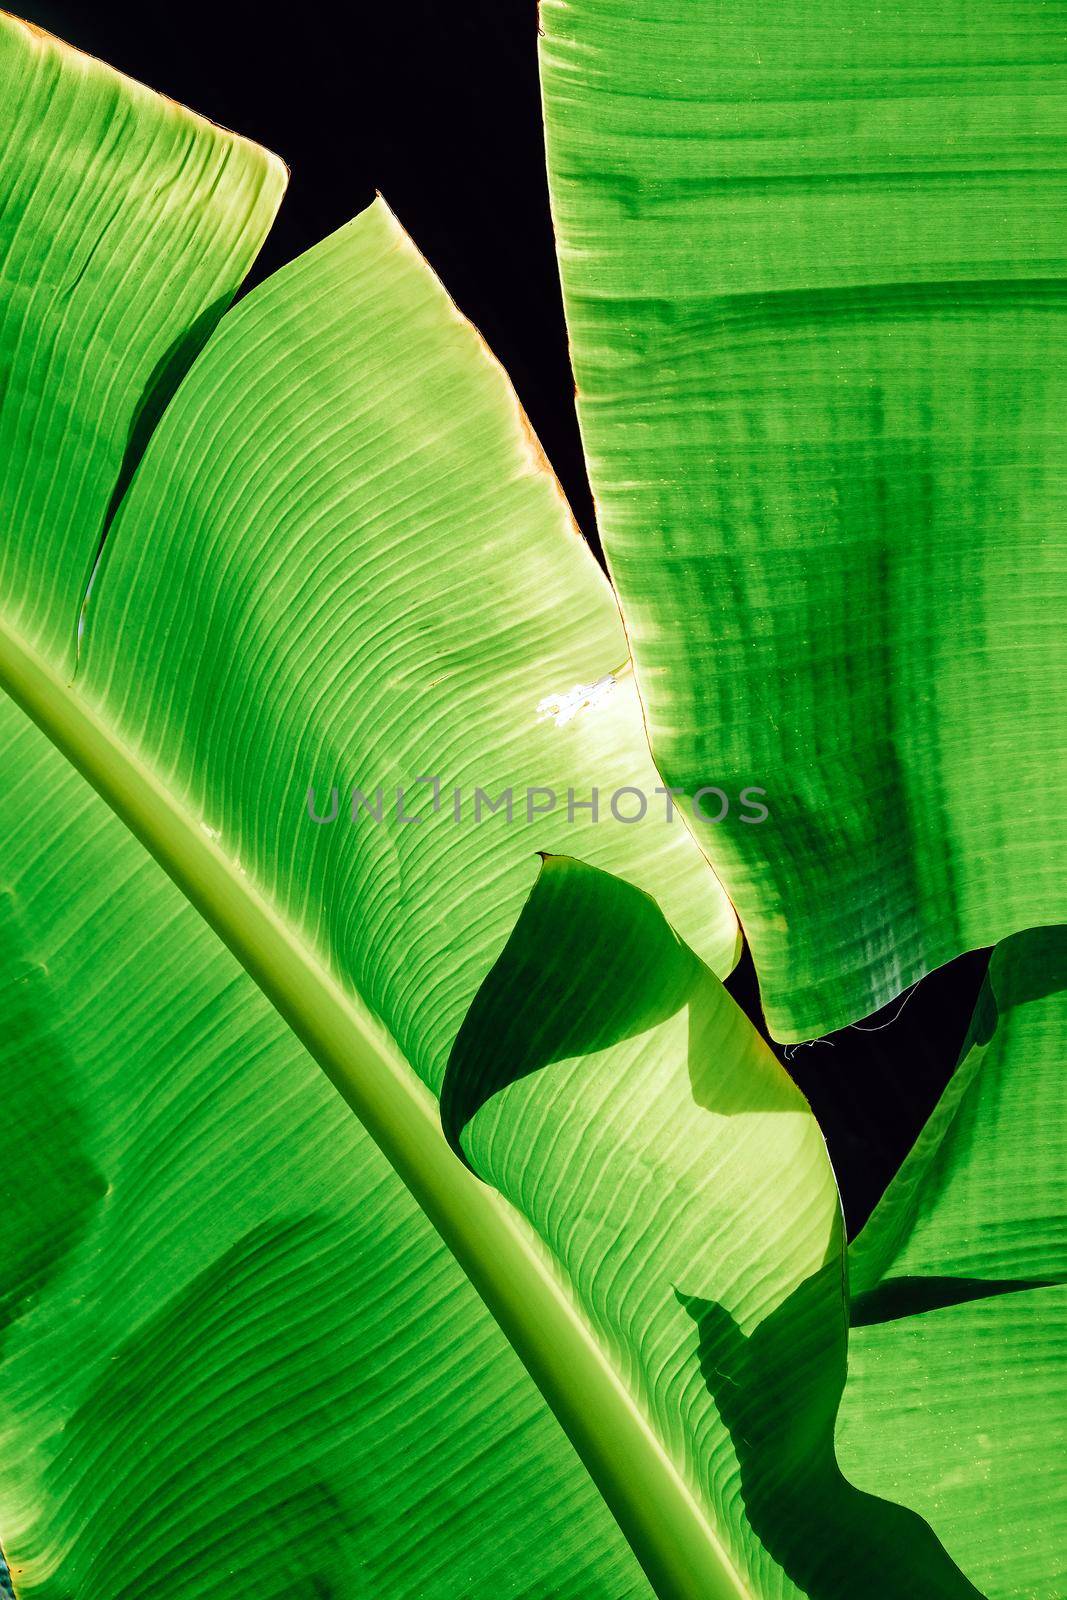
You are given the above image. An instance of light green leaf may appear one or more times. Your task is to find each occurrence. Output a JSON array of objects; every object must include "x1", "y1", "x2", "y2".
[
  {"x1": 73, "y1": 196, "x2": 738, "y2": 1095},
  {"x1": 0, "y1": 19, "x2": 1021, "y2": 1599},
  {"x1": 539, "y1": 0, "x2": 1067, "y2": 1038},
  {"x1": 443, "y1": 855, "x2": 980, "y2": 1600},
  {"x1": 0, "y1": 12, "x2": 286, "y2": 669},
  {"x1": 0, "y1": 698, "x2": 973, "y2": 1600},
  {"x1": 0, "y1": 696, "x2": 648, "y2": 1600},
  {"x1": 0, "y1": 29, "x2": 812, "y2": 1598},
  {"x1": 837, "y1": 928, "x2": 1067, "y2": 1597}
]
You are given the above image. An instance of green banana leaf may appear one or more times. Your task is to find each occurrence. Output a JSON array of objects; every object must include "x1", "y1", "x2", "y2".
[
  {"x1": 0, "y1": 685, "x2": 978, "y2": 1600},
  {"x1": 0, "y1": 14, "x2": 1052, "y2": 1600},
  {"x1": 444, "y1": 855, "x2": 981, "y2": 1600},
  {"x1": 539, "y1": 0, "x2": 1067, "y2": 1040},
  {"x1": 849, "y1": 928, "x2": 1067, "y2": 1299},
  {"x1": 0, "y1": 17, "x2": 907, "y2": 1600},
  {"x1": 73, "y1": 194, "x2": 739, "y2": 1093},
  {"x1": 0, "y1": 19, "x2": 755, "y2": 1594},
  {"x1": 0, "y1": 13, "x2": 285, "y2": 671},
  {"x1": 837, "y1": 928, "x2": 1067, "y2": 1598},
  {"x1": 0, "y1": 697, "x2": 648, "y2": 1600},
  {"x1": 0, "y1": 9, "x2": 738, "y2": 1100}
]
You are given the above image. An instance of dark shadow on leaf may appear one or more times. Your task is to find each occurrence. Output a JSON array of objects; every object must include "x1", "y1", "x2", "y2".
[
  {"x1": 0, "y1": 892, "x2": 107, "y2": 1352},
  {"x1": 985, "y1": 924, "x2": 1067, "y2": 1015},
  {"x1": 51, "y1": 1216, "x2": 370, "y2": 1599},
  {"x1": 74, "y1": 294, "x2": 234, "y2": 666},
  {"x1": 441, "y1": 855, "x2": 701, "y2": 1158},
  {"x1": 678, "y1": 1264, "x2": 982, "y2": 1599},
  {"x1": 441, "y1": 854, "x2": 787, "y2": 1161},
  {"x1": 850, "y1": 1273, "x2": 1056, "y2": 1327}
]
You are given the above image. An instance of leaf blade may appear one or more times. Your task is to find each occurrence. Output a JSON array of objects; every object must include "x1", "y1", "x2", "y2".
[
  {"x1": 0, "y1": 11, "x2": 286, "y2": 668},
  {"x1": 0, "y1": 56, "x2": 746, "y2": 1589},
  {"x1": 539, "y1": 0, "x2": 1067, "y2": 1037},
  {"x1": 0, "y1": 696, "x2": 649, "y2": 1600},
  {"x1": 838, "y1": 927, "x2": 1067, "y2": 1597}
]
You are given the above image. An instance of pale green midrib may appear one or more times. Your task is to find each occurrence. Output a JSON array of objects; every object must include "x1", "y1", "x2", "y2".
[{"x1": 0, "y1": 611, "x2": 753, "y2": 1600}]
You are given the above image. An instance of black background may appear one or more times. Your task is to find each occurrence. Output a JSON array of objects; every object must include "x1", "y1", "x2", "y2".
[{"x1": 20, "y1": 0, "x2": 988, "y2": 1231}]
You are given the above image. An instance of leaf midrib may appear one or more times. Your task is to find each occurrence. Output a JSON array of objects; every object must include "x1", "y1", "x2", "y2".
[{"x1": 0, "y1": 609, "x2": 753, "y2": 1600}]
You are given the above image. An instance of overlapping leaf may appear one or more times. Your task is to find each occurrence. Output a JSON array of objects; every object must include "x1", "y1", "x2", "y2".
[
  {"x1": 0, "y1": 11, "x2": 285, "y2": 668},
  {"x1": 0, "y1": 735, "x2": 979, "y2": 1599},
  {"x1": 849, "y1": 929, "x2": 1067, "y2": 1300},
  {"x1": 443, "y1": 855, "x2": 980, "y2": 1600},
  {"x1": 0, "y1": 19, "x2": 763, "y2": 1597},
  {"x1": 74, "y1": 196, "x2": 737, "y2": 1094},
  {"x1": 539, "y1": 0, "x2": 1067, "y2": 1038},
  {"x1": 838, "y1": 929, "x2": 1067, "y2": 1598}
]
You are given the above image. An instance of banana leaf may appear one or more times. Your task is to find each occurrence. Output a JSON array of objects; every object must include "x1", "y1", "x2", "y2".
[
  {"x1": 0, "y1": 15, "x2": 1051, "y2": 1599},
  {"x1": 849, "y1": 928, "x2": 1067, "y2": 1298},
  {"x1": 837, "y1": 928, "x2": 1067, "y2": 1598},
  {"x1": 0, "y1": 697, "x2": 647, "y2": 1599},
  {"x1": 0, "y1": 13, "x2": 284, "y2": 670},
  {"x1": 539, "y1": 0, "x2": 1067, "y2": 1039},
  {"x1": 0, "y1": 17, "x2": 878, "y2": 1599},
  {"x1": 0, "y1": 18, "x2": 751, "y2": 1593},
  {"x1": 0, "y1": 686, "x2": 978, "y2": 1599}
]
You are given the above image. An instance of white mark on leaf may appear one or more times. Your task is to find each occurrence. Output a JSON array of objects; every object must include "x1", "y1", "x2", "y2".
[{"x1": 537, "y1": 673, "x2": 617, "y2": 727}]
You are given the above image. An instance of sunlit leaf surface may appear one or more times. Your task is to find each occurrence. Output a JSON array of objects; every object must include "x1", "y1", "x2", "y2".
[
  {"x1": 839, "y1": 929, "x2": 1067, "y2": 1599},
  {"x1": 540, "y1": 0, "x2": 1067, "y2": 1038},
  {"x1": 0, "y1": 700, "x2": 647, "y2": 1600},
  {"x1": 0, "y1": 12, "x2": 285, "y2": 669},
  {"x1": 0, "y1": 13, "x2": 1054, "y2": 1597}
]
